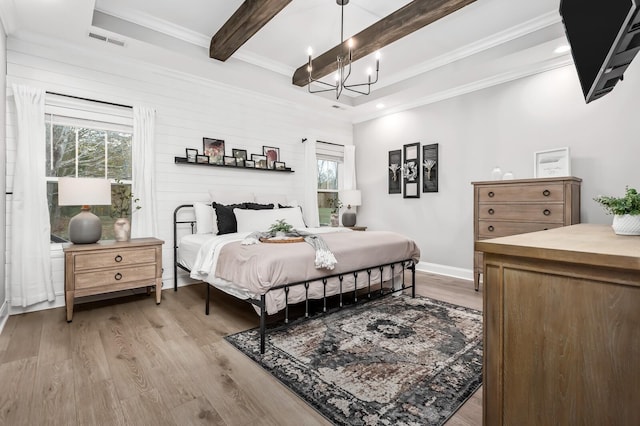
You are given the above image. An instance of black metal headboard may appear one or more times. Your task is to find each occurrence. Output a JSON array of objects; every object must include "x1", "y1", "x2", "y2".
[{"x1": 173, "y1": 204, "x2": 195, "y2": 291}]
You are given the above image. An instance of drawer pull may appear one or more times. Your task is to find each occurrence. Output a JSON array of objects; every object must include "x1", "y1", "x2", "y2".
[
  {"x1": 488, "y1": 191, "x2": 495, "y2": 198},
  {"x1": 488, "y1": 225, "x2": 495, "y2": 232},
  {"x1": 114, "y1": 272, "x2": 123, "y2": 281},
  {"x1": 543, "y1": 209, "x2": 551, "y2": 216},
  {"x1": 543, "y1": 189, "x2": 551, "y2": 197},
  {"x1": 115, "y1": 255, "x2": 123, "y2": 263},
  {"x1": 544, "y1": 228, "x2": 549, "y2": 230},
  {"x1": 488, "y1": 208, "x2": 495, "y2": 215}
]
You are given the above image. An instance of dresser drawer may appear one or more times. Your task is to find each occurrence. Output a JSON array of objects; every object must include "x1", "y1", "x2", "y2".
[
  {"x1": 478, "y1": 221, "x2": 563, "y2": 238},
  {"x1": 74, "y1": 247, "x2": 156, "y2": 271},
  {"x1": 74, "y1": 264, "x2": 157, "y2": 290},
  {"x1": 477, "y1": 183, "x2": 564, "y2": 203},
  {"x1": 478, "y1": 204, "x2": 564, "y2": 222}
]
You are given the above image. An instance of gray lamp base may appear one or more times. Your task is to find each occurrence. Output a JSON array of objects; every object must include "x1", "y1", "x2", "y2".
[
  {"x1": 68, "y1": 208, "x2": 102, "y2": 244},
  {"x1": 342, "y1": 210, "x2": 357, "y2": 227}
]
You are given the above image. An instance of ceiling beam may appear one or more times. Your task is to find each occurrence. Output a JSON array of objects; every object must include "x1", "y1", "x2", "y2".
[
  {"x1": 292, "y1": 0, "x2": 477, "y2": 87},
  {"x1": 210, "y1": 0, "x2": 292, "y2": 61}
]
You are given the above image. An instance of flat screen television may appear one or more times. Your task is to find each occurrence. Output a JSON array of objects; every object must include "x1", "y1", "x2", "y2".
[{"x1": 560, "y1": 0, "x2": 640, "y2": 103}]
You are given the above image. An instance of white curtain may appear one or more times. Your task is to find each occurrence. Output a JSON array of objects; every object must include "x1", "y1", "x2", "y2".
[
  {"x1": 303, "y1": 139, "x2": 320, "y2": 227},
  {"x1": 343, "y1": 145, "x2": 357, "y2": 190},
  {"x1": 131, "y1": 106, "x2": 158, "y2": 238},
  {"x1": 10, "y1": 84, "x2": 55, "y2": 307}
]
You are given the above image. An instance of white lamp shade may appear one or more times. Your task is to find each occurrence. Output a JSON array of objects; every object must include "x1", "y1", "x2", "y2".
[
  {"x1": 58, "y1": 177, "x2": 112, "y2": 206},
  {"x1": 340, "y1": 189, "x2": 362, "y2": 208}
]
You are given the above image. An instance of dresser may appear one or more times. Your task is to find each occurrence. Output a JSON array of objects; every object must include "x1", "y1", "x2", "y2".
[
  {"x1": 472, "y1": 177, "x2": 581, "y2": 290},
  {"x1": 63, "y1": 237, "x2": 164, "y2": 321},
  {"x1": 476, "y1": 224, "x2": 640, "y2": 425}
]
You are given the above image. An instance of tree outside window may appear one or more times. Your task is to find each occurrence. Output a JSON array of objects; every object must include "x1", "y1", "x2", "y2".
[{"x1": 317, "y1": 158, "x2": 340, "y2": 226}]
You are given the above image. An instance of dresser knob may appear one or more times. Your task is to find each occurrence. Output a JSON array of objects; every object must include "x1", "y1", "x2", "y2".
[
  {"x1": 114, "y1": 272, "x2": 123, "y2": 281},
  {"x1": 488, "y1": 191, "x2": 495, "y2": 198},
  {"x1": 543, "y1": 189, "x2": 551, "y2": 196},
  {"x1": 543, "y1": 209, "x2": 551, "y2": 216},
  {"x1": 488, "y1": 208, "x2": 495, "y2": 215},
  {"x1": 488, "y1": 225, "x2": 495, "y2": 232},
  {"x1": 115, "y1": 255, "x2": 123, "y2": 262}
]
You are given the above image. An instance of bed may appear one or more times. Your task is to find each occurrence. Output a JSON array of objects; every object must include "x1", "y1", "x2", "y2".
[{"x1": 173, "y1": 199, "x2": 421, "y2": 353}]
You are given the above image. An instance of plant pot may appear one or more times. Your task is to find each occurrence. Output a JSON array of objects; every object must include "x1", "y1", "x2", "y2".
[
  {"x1": 114, "y1": 217, "x2": 131, "y2": 241},
  {"x1": 612, "y1": 214, "x2": 640, "y2": 235},
  {"x1": 330, "y1": 213, "x2": 339, "y2": 227}
]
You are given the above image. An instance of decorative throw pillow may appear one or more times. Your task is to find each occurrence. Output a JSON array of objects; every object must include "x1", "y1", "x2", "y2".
[
  {"x1": 194, "y1": 201, "x2": 217, "y2": 234},
  {"x1": 244, "y1": 202, "x2": 275, "y2": 210},
  {"x1": 212, "y1": 202, "x2": 246, "y2": 234},
  {"x1": 234, "y1": 206, "x2": 307, "y2": 233}
]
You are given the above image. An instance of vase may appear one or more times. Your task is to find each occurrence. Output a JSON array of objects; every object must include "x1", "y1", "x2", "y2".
[
  {"x1": 502, "y1": 171, "x2": 514, "y2": 180},
  {"x1": 612, "y1": 214, "x2": 640, "y2": 235},
  {"x1": 114, "y1": 217, "x2": 131, "y2": 241},
  {"x1": 491, "y1": 166, "x2": 503, "y2": 180},
  {"x1": 330, "y1": 213, "x2": 339, "y2": 227}
]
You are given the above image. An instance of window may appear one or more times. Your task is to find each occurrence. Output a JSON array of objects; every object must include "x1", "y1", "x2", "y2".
[
  {"x1": 316, "y1": 142, "x2": 344, "y2": 226},
  {"x1": 45, "y1": 107, "x2": 134, "y2": 242}
]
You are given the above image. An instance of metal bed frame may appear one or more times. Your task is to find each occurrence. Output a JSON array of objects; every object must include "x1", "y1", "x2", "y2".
[{"x1": 174, "y1": 204, "x2": 416, "y2": 353}]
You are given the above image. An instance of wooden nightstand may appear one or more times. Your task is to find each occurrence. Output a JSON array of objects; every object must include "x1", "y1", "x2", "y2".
[{"x1": 63, "y1": 237, "x2": 164, "y2": 322}]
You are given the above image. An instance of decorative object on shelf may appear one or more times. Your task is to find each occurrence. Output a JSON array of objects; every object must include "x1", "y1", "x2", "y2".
[
  {"x1": 275, "y1": 161, "x2": 286, "y2": 170},
  {"x1": 196, "y1": 154, "x2": 209, "y2": 164},
  {"x1": 305, "y1": 0, "x2": 380, "y2": 99},
  {"x1": 403, "y1": 142, "x2": 420, "y2": 198},
  {"x1": 245, "y1": 159, "x2": 255, "y2": 168},
  {"x1": 58, "y1": 177, "x2": 112, "y2": 244},
  {"x1": 388, "y1": 149, "x2": 401, "y2": 194},
  {"x1": 422, "y1": 143, "x2": 438, "y2": 193},
  {"x1": 328, "y1": 198, "x2": 343, "y2": 226},
  {"x1": 252, "y1": 154, "x2": 267, "y2": 169},
  {"x1": 186, "y1": 148, "x2": 198, "y2": 163},
  {"x1": 203, "y1": 137, "x2": 225, "y2": 165},
  {"x1": 491, "y1": 166, "x2": 503, "y2": 180},
  {"x1": 110, "y1": 179, "x2": 141, "y2": 242},
  {"x1": 173, "y1": 156, "x2": 293, "y2": 172},
  {"x1": 232, "y1": 149, "x2": 247, "y2": 167},
  {"x1": 263, "y1": 146, "x2": 280, "y2": 169},
  {"x1": 340, "y1": 189, "x2": 361, "y2": 227},
  {"x1": 224, "y1": 156, "x2": 237, "y2": 166},
  {"x1": 502, "y1": 171, "x2": 514, "y2": 180},
  {"x1": 534, "y1": 147, "x2": 570, "y2": 178},
  {"x1": 594, "y1": 186, "x2": 640, "y2": 235}
]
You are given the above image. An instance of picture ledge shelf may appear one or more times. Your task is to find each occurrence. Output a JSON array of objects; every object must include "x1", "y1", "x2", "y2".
[{"x1": 174, "y1": 157, "x2": 294, "y2": 173}]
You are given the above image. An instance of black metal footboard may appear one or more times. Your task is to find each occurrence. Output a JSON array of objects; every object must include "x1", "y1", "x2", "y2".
[{"x1": 206, "y1": 259, "x2": 416, "y2": 354}]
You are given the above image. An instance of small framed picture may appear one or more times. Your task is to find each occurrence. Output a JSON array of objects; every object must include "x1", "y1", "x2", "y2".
[
  {"x1": 232, "y1": 149, "x2": 247, "y2": 167},
  {"x1": 186, "y1": 148, "x2": 198, "y2": 163},
  {"x1": 252, "y1": 154, "x2": 267, "y2": 169},
  {"x1": 203, "y1": 138, "x2": 224, "y2": 165},
  {"x1": 274, "y1": 161, "x2": 286, "y2": 170},
  {"x1": 244, "y1": 160, "x2": 255, "y2": 168},
  {"x1": 263, "y1": 146, "x2": 280, "y2": 169},
  {"x1": 534, "y1": 147, "x2": 570, "y2": 178},
  {"x1": 224, "y1": 156, "x2": 236, "y2": 166},
  {"x1": 196, "y1": 154, "x2": 209, "y2": 164}
]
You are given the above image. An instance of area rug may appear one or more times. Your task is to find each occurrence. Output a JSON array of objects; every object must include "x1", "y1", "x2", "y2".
[{"x1": 225, "y1": 295, "x2": 483, "y2": 425}]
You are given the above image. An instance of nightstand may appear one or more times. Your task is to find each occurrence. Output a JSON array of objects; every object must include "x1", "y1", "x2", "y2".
[
  {"x1": 63, "y1": 237, "x2": 164, "y2": 322},
  {"x1": 345, "y1": 226, "x2": 367, "y2": 231}
]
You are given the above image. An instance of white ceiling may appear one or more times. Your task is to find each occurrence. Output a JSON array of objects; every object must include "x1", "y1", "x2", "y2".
[{"x1": 0, "y1": 0, "x2": 573, "y2": 123}]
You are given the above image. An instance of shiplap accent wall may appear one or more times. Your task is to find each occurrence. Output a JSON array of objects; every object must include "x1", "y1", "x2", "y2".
[{"x1": 4, "y1": 37, "x2": 353, "y2": 314}]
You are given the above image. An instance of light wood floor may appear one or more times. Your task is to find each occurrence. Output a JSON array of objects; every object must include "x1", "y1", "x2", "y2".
[{"x1": 0, "y1": 272, "x2": 482, "y2": 425}]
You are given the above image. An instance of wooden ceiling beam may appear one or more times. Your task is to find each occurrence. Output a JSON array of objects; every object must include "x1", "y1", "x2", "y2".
[
  {"x1": 292, "y1": 0, "x2": 477, "y2": 87},
  {"x1": 210, "y1": 0, "x2": 292, "y2": 61}
]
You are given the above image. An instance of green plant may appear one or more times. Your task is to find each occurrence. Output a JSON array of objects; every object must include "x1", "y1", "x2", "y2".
[
  {"x1": 268, "y1": 219, "x2": 293, "y2": 234},
  {"x1": 594, "y1": 186, "x2": 640, "y2": 215},
  {"x1": 328, "y1": 198, "x2": 343, "y2": 214},
  {"x1": 111, "y1": 179, "x2": 141, "y2": 219}
]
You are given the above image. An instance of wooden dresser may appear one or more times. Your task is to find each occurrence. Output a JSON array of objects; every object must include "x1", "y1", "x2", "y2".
[
  {"x1": 472, "y1": 177, "x2": 581, "y2": 290},
  {"x1": 63, "y1": 237, "x2": 164, "y2": 322},
  {"x1": 476, "y1": 224, "x2": 640, "y2": 425}
]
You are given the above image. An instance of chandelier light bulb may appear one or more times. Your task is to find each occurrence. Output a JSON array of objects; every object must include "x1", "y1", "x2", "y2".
[
  {"x1": 367, "y1": 67, "x2": 372, "y2": 75},
  {"x1": 334, "y1": 72, "x2": 340, "y2": 81},
  {"x1": 307, "y1": 46, "x2": 313, "y2": 56},
  {"x1": 348, "y1": 38, "x2": 354, "y2": 48},
  {"x1": 375, "y1": 51, "x2": 381, "y2": 60}
]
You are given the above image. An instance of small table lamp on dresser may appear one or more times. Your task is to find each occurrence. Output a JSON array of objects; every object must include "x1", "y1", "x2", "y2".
[
  {"x1": 58, "y1": 177, "x2": 112, "y2": 244},
  {"x1": 340, "y1": 189, "x2": 361, "y2": 227}
]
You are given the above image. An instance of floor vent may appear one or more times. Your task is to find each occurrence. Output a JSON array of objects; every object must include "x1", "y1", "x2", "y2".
[{"x1": 88, "y1": 32, "x2": 126, "y2": 47}]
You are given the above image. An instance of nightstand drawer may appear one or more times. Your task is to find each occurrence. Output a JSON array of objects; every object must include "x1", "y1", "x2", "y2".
[
  {"x1": 477, "y1": 183, "x2": 564, "y2": 202},
  {"x1": 74, "y1": 247, "x2": 156, "y2": 271},
  {"x1": 478, "y1": 204, "x2": 564, "y2": 222},
  {"x1": 478, "y1": 221, "x2": 563, "y2": 238},
  {"x1": 74, "y1": 264, "x2": 157, "y2": 290}
]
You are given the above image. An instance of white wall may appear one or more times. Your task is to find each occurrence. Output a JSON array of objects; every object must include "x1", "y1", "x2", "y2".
[
  {"x1": 355, "y1": 62, "x2": 640, "y2": 277},
  {"x1": 0, "y1": 19, "x2": 7, "y2": 330},
  {"x1": 4, "y1": 36, "x2": 352, "y2": 314}
]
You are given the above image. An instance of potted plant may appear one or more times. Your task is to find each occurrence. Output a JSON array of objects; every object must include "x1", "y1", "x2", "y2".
[
  {"x1": 111, "y1": 180, "x2": 141, "y2": 241},
  {"x1": 268, "y1": 219, "x2": 293, "y2": 237},
  {"x1": 594, "y1": 186, "x2": 640, "y2": 235}
]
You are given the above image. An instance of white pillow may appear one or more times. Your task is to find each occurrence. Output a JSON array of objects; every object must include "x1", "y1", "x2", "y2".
[
  {"x1": 255, "y1": 193, "x2": 288, "y2": 207},
  {"x1": 234, "y1": 207, "x2": 307, "y2": 233},
  {"x1": 194, "y1": 202, "x2": 217, "y2": 234},
  {"x1": 208, "y1": 190, "x2": 255, "y2": 205}
]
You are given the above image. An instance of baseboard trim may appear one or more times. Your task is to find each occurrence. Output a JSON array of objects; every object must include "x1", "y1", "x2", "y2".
[
  {"x1": 415, "y1": 261, "x2": 473, "y2": 282},
  {"x1": 0, "y1": 301, "x2": 9, "y2": 335}
]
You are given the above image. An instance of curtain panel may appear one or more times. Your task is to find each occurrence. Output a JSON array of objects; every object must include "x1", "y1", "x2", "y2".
[{"x1": 131, "y1": 106, "x2": 158, "y2": 238}]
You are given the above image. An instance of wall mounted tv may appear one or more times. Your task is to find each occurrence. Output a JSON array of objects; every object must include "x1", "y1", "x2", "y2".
[{"x1": 560, "y1": 0, "x2": 640, "y2": 103}]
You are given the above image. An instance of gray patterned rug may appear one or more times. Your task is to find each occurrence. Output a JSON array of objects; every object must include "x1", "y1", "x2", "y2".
[{"x1": 225, "y1": 295, "x2": 483, "y2": 426}]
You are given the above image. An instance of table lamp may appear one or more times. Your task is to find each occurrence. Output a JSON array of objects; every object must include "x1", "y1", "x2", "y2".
[
  {"x1": 58, "y1": 177, "x2": 112, "y2": 244},
  {"x1": 340, "y1": 189, "x2": 361, "y2": 227}
]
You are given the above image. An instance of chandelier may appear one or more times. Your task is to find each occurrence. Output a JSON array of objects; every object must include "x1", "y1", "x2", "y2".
[{"x1": 306, "y1": 0, "x2": 380, "y2": 99}]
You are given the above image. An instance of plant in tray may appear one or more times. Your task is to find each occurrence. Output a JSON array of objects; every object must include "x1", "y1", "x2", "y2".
[
  {"x1": 594, "y1": 186, "x2": 640, "y2": 235},
  {"x1": 269, "y1": 219, "x2": 293, "y2": 237}
]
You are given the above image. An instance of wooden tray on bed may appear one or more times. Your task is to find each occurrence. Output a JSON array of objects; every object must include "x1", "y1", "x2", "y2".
[{"x1": 259, "y1": 236, "x2": 305, "y2": 244}]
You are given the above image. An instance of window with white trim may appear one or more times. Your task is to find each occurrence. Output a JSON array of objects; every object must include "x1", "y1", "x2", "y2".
[{"x1": 316, "y1": 142, "x2": 344, "y2": 226}]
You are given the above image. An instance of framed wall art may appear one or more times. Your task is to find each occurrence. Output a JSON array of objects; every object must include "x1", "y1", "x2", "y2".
[
  {"x1": 263, "y1": 146, "x2": 280, "y2": 169},
  {"x1": 534, "y1": 147, "x2": 570, "y2": 178},
  {"x1": 196, "y1": 154, "x2": 209, "y2": 164},
  {"x1": 186, "y1": 148, "x2": 198, "y2": 163},
  {"x1": 203, "y1": 138, "x2": 225, "y2": 165},
  {"x1": 422, "y1": 143, "x2": 438, "y2": 193},
  {"x1": 244, "y1": 159, "x2": 255, "y2": 168},
  {"x1": 232, "y1": 148, "x2": 247, "y2": 167},
  {"x1": 274, "y1": 161, "x2": 286, "y2": 170},
  {"x1": 403, "y1": 142, "x2": 420, "y2": 199},
  {"x1": 224, "y1": 156, "x2": 237, "y2": 166},
  {"x1": 252, "y1": 154, "x2": 267, "y2": 169},
  {"x1": 388, "y1": 149, "x2": 401, "y2": 194}
]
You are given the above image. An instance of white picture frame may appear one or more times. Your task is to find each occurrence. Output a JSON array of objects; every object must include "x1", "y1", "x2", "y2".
[{"x1": 534, "y1": 147, "x2": 571, "y2": 178}]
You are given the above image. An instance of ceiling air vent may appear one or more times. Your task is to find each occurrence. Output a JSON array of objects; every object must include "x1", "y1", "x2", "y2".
[{"x1": 88, "y1": 32, "x2": 126, "y2": 47}]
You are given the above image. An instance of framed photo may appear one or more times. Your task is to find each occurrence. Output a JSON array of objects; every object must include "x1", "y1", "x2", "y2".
[
  {"x1": 232, "y1": 149, "x2": 247, "y2": 167},
  {"x1": 274, "y1": 161, "x2": 286, "y2": 170},
  {"x1": 186, "y1": 148, "x2": 198, "y2": 163},
  {"x1": 252, "y1": 154, "x2": 267, "y2": 169},
  {"x1": 534, "y1": 147, "x2": 570, "y2": 178},
  {"x1": 263, "y1": 146, "x2": 280, "y2": 169},
  {"x1": 203, "y1": 138, "x2": 224, "y2": 165},
  {"x1": 224, "y1": 156, "x2": 237, "y2": 166},
  {"x1": 196, "y1": 154, "x2": 209, "y2": 164},
  {"x1": 403, "y1": 142, "x2": 420, "y2": 199},
  {"x1": 388, "y1": 149, "x2": 401, "y2": 194},
  {"x1": 422, "y1": 143, "x2": 438, "y2": 193},
  {"x1": 244, "y1": 160, "x2": 255, "y2": 168}
]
